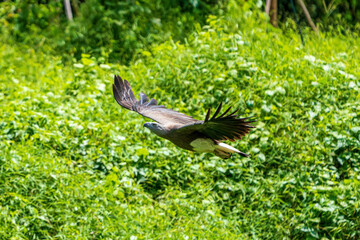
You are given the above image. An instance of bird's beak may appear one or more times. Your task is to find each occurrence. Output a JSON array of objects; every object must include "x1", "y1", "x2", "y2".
[{"x1": 143, "y1": 123, "x2": 149, "y2": 128}]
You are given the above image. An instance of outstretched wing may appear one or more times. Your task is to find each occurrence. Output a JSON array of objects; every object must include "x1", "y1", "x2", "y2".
[
  {"x1": 174, "y1": 102, "x2": 255, "y2": 141},
  {"x1": 113, "y1": 75, "x2": 198, "y2": 127}
]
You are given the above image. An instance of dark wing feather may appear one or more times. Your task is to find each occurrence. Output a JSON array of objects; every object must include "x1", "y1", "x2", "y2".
[
  {"x1": 175, "y1": 102, "x2": 255, "y2": 141},
  {"x1": 113, "y1": 75, "x2": 198, "y2": 127}
]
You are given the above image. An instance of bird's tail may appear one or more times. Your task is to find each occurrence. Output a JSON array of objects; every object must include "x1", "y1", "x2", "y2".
[{"x1": 215, "y1": 142, "x2": 250, "y2": 159}]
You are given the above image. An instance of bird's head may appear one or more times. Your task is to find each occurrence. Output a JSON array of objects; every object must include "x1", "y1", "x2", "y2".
[{"x1": 143, "y1": 122, "x2": 167, "y2": 137}]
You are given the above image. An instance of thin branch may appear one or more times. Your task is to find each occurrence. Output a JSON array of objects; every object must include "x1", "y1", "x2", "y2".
[
  {"x1": 270, "y1": 0, "x2": 278, "y2": 27},
  {"x1": 296, "y1": 0, "x2": 318, "y2": 34},
  {"x1": 266, "y1": 0, "x2": 271, "y2": 15},
  {"x1": 64, "y1": 0, "x2": 73, "y2": 21}
]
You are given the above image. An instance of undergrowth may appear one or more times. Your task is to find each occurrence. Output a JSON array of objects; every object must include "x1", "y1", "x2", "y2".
[{"x1": 1, "y1": 5, "x2": 360, "y2": 239}]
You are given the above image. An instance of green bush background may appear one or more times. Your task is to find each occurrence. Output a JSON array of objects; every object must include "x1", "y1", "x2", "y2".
[
  {"x1": 1, "y1": 0, "x2": 359, "y2": 63},
  {"x1": 1, "y1": 0, "x2": 360, "y2": 239}
]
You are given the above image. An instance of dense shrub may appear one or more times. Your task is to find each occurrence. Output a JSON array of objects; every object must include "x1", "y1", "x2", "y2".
[
  {"x1": 64, "y1": 0, "x2": 226, "y2": 63},
  {"x1": 0, "y1": 0, "x2": 64, "y2": 43},
  {"x1": 2, "y1": 0, "x2": 359, "y2": 65},
  {"x1": 1, "y1": 4, "x2": 359, "y2": 238},
  {"x1": 0, "y1": 0, "x2": 226, "y2": 63},
  {"x1": 278, "y1": 0, "x2": 360, "y2": 31}
]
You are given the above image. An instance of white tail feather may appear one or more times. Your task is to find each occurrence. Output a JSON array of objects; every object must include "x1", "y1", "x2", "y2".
[{"x1": 215, "y1": 142, "x2": 241, "y2": 153}]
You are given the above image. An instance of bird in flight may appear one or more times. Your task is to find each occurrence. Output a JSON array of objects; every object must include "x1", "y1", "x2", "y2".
[{"x1": 113, "y1": 75, "x2": 255, "y2": 159}]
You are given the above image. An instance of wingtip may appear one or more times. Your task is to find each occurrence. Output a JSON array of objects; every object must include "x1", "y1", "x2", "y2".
[
  {"x1": 112, "y1": 83, "x2": 122, "y2": 106},
  {"x1": 229, "y1": 108, "x2": 240, "y2": 116},
  {"x1": 205, "y1": 108, "x2": 211, "y2": 122},
  {"x1": 218, "y1": 105, "x2": 233, "y2": 119},
  {"x1": 114, "y1": 75, "x2": 125, "y2": 91},
  {"x1": 114, "y1": 75, "x2": 121, "y2": 82},
  {"x1": 211, "y1": 102, "x2": 223, "y2": 120}
]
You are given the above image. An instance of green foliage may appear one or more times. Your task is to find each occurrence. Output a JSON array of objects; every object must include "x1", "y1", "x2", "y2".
[
  {"x1": 0, "y1": 0, "x2": 64, "y2": 44},
  {"x1": 278, "y1": 0, "x2": 360, "y2": 31},
  {"x1": 2, "y1": 0, "x2": 359, "y2": 65},
  {"x1": 0, "y1": 0, "x2": 226, "y2": 64},
  {"x1": 64, "y1": 0, "x2": 226, "y2": 63},
  {"x1": 1, "y1": 3, "x2": 360, "y2": 239},
  {"x1": 307, "y1": 0, "x2": 360, "y2": 27}
]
